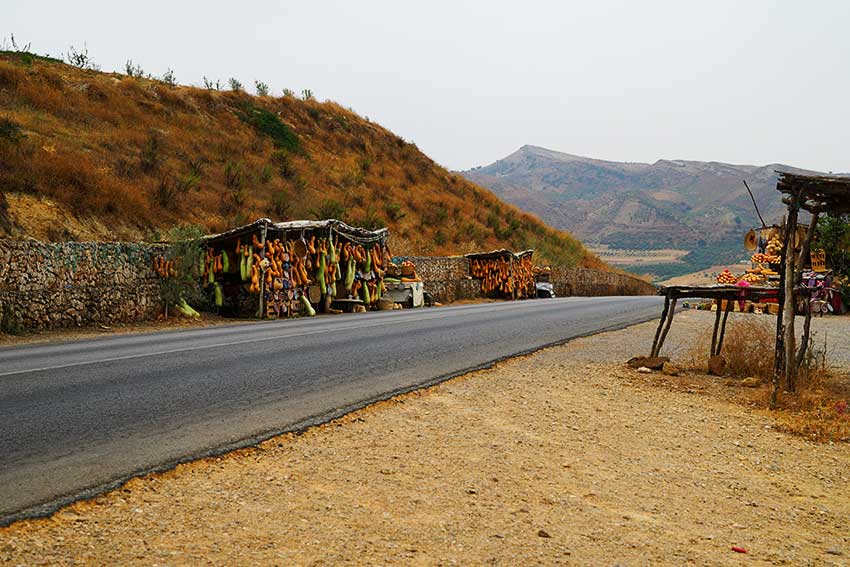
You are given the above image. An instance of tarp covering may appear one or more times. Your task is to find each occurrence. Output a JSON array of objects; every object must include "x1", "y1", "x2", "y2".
[
  {"x1": 465, "y1": 249, "x2": 534, "y2": 261},
  {"x1": 206, "y1": 218, "x2": 389, "y2": 246}
]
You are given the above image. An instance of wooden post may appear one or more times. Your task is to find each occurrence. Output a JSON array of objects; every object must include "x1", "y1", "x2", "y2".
[
  {"x1": 650, "y1": 295, "x2": 670, "y2": 357},
  {"x1": 710, "y1": 298, "x2": 724, "y2": 356},
  {"x1": 258, "y1": 224, "x2": 268, "y2": 319},
  {"x1": 715, "y1": 299, "x2": 734, "y2": 356},
  {"x1": 793, "y1": 212, "x2": 820, "y2": 372},
  {"x1": 772, "y1": 215, "x2": 789, "y2": 408},
  {"x1": 796, "y1": 299, "x2": 813, "y2": 370},
  {"x1": 782, "y1": 200, "x2": 800, "y2": 392},
  {"x1": 795, "y1": 212, "x2": 820, "y2": 287},
  {"x1": 653, "y1": 298, "x2": 677, "y2": 357}
]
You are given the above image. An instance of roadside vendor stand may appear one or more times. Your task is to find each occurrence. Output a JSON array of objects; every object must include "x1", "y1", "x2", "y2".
[
  {"x1": 202, "y1": 218, "x2": 391, "y2": 319},
  {"x1": 647, "y1": 172, "x2": 850, "y2": 407}
]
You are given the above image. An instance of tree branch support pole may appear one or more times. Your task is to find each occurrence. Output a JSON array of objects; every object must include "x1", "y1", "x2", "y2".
[
  {"x1": 782, "y1": 198, "x2": 800, "y2": 392},
  {"x1": 653, "y1": 297, "x2": 677, "y2": 358},
  {"x1": 651, "y1": 295, "x2": 670, "y2": 357},
  {"x1": 710, "y1": 298, "x2": 724, "y2": 357},
  {"x1": 772, "y1": 217, "x2": 789, "y2": 408},
  {"x1": 794, "y1": 211, "x2": 820, "y2": 370},
  {"x1": 715, "y1": 298, "x2": 734, "y2": 356}
]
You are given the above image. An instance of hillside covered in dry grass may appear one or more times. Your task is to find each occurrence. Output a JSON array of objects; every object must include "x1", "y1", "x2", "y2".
[{"x1": 0, "y1": 51, "x2": 604, "y2": 268}]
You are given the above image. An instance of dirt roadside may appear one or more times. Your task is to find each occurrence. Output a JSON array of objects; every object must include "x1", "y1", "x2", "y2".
[{"x1": 1, "y1": 311, "x2": 848, "y2": 565}]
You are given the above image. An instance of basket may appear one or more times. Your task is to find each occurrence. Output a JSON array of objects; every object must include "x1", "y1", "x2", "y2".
[
  {"x1": 292, "y1": 239, "x2": 308, "y2": 258},
  {"x1": 401, "y1": 264, "x2": 415, "y2": 277}
]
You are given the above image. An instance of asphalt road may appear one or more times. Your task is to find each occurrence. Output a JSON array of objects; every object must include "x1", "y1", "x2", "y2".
[{"x1": 0, "y1": 296, "x2": 662, "y2": 524}]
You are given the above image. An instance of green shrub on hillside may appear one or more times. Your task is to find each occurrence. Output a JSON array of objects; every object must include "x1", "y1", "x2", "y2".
[{"x1": 238, "y1": 102, "x2": 300, "y2": 153}]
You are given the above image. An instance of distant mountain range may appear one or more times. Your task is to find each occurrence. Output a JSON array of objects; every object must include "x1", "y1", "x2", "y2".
[{"x1": 461, "y1": 145, "x2": 831, "y2": 278}]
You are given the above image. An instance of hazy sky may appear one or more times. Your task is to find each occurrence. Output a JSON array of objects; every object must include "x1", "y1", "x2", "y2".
[{"x1": 5, "y1": 1, "x2": 849, "y2": 172}]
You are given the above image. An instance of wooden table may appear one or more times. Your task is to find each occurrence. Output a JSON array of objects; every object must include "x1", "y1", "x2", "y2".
[{"x1": 651, "y1": 285, "x2": 780, "y2": 359}]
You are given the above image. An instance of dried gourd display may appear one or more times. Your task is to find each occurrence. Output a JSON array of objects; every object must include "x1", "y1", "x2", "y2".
[
  {"x1": 468, "y1": 251, "x2": 535, "y2": 299},
  {"x1": 200, "y1": 219, "x2": 392, "y2": 319}
]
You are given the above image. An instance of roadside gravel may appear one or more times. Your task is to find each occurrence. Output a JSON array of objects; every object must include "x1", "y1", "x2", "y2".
[{"x1": 1, "y1": 311, "x2": 848, "y2": 565}]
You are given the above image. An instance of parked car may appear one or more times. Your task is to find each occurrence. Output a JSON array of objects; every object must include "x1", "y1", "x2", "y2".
[{"x1": 536, "y1": 281, "x2": 556, "y2": 298}]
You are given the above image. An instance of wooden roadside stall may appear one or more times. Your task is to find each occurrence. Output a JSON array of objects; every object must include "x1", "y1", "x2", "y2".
[
  {"x1": 772, "y1": 172, "x2": 850, "y2": 404},
  {"x1": 202, "y1": 218, "x2": 391, "y2": 319},
  {"x1": 466, "y1": 249, "x2": 536, "y2": 300}
]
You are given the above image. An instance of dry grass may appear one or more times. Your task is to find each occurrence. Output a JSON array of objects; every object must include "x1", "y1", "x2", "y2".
[
  {"x1": 683, "y1": 316, "x2": 850, "y2": 442},
  {"x1": 0, "y1": 52, "x2": 603, "y2": 269},
  {"x1": 685, "y1": 316, "x2": 776, "y2": 379}
]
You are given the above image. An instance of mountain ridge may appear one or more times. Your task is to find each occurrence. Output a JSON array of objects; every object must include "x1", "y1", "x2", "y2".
[
  {"x1": 460, "y1": 145, "x2": 837, "y2": 278},
  {"x1": 462, "y1": 145, "x2": 826, "y2": 250}
]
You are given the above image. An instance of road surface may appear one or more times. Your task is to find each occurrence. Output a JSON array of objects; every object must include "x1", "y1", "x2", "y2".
[{"x1": 0, "y1": 296, "x2": 661, "y2": 524}]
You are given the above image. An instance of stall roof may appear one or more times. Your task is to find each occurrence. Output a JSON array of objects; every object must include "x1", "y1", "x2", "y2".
[
  {"x1": 205, "y1": 218, "x2": 389, "y2": 245},
  {"x1": 465, "y1": 249, "x2": 534, "y2": 261},
  {"x1": 776, "y1": 171, "x2": 850, "y2": 214}
]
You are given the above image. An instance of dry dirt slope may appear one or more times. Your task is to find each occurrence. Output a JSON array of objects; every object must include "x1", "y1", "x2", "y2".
[
  {"x1": 1, "y1": 314, "x2": 847, "y2": 565},
  {"x1": 0, "y1": 51, "x2": 602, "y2": 268}
]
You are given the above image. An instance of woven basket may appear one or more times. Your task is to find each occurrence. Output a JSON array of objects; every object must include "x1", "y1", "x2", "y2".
[{"x1": 401, "y1": 265, "x2": 415, "y2": 277}]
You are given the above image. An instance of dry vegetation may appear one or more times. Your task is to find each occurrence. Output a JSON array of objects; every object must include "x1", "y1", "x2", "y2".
[
  {"x1": 683, "y1": 317, "x2": 850, "y2": 442},
  {"x1": 0, "y1": 51, "x2": 603, "y2": 268}
]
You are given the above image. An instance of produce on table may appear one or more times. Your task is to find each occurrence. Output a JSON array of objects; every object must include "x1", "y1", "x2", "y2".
[
  {"x1": 716, "y1": 269, "x2": 738, "y2": 285},
  {"x1": 751, "y1": 252, "x2": 780, "y2": 264},
  {"x1": 765, "y1": 235, "x2": 782, "y2": 255}
]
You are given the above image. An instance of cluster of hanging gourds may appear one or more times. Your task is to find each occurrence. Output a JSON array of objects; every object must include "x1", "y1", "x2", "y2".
[
  {"x1": 469, "y1": 254, "x2": 536, "y2": 298},
  {"x1": 200, "y1": 247, "x2": 229, "y2": 307},
  {"x1": 514, "y1": 255, "x2": 535, "y2": 298},
  {"x1": 224, "y1": 233, "x2": 391, "y2": 315},
  {"x1": 338, "y1": 239, "x2": 389, "y2": 307},
  {"x1": 151, "y1": 255, "x2": 176, "y2": 278}
]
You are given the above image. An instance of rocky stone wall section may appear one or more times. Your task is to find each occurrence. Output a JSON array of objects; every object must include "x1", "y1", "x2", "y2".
[
  {"x1": 0, "y1": 239, "x2": 164, "y2": 329},
  {"x1": 407, "y1": 256, "x2": 656, "y2": 303},
  {"x1": 549, "y1": 266, "x2": 657, "y2": 297},
  {"x1": 396, "y1": 256, "x2": 481, "y2": 304}
]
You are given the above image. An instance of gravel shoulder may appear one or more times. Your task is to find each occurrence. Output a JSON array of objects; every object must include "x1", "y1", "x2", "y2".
[{"x1": 2, "y1": 311, "x2": 848, "y2": 565}]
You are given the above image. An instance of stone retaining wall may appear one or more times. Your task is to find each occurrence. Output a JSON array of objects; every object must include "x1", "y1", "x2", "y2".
[
  {"x1": 549, "y1": 266, "x2": 657, "y2": 297},
  {"x1": 405, "y1": 256, "x2": 656, "y2": 303},
  {"x1": 0, "y1": 240, "x2": 656, "y2": 331},
  {"x1": 0, "y1": 239, "x2": 164, "y2": 330}
]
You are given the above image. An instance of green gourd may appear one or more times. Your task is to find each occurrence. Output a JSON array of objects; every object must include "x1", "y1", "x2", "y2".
[
  {"x1": 344, "y1": 257, "x2": 356, "y2": 291},
  {"x1": 300, "y1": 295, "x2": 316, "y2": 317},
  {"x1": 214, "y1": 282, "x2": 223, "y2": 307},
  {"x1": 362, "y1": 280, "x2": 371, "y2": 305},
  {"x1": 222, "y1": 251, "x2": 230, "y2": 272},
  {"x1": 317, "y1": 252, "x2": 327, "y2": 295}
]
